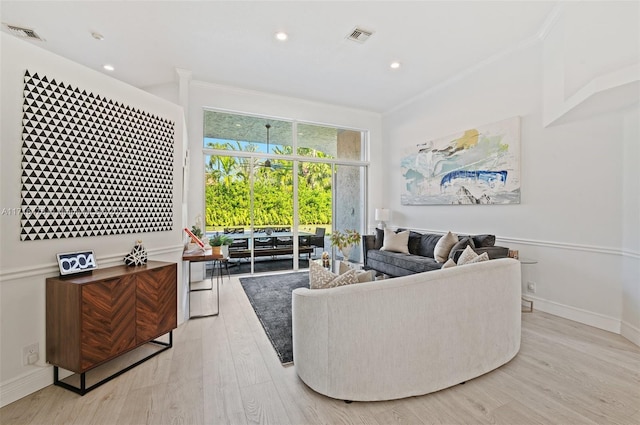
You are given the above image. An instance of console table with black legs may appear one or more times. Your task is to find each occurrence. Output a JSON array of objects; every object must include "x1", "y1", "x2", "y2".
[{"x1": 182, "y1": 249, "x2": 226, "y2": 319}]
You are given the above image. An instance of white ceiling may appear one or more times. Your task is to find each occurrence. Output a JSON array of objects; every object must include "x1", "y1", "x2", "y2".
[{"x1": 0, "y1": 1, "x2": 559, "y2": 113}]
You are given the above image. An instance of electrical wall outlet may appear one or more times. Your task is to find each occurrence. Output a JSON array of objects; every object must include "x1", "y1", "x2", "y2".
[
  {"x1": 22, "y1": 342, "x2": 39, "y2": 366},
  {"x1": 527, "y1": 281, "x2": 536, "y2": 294}
]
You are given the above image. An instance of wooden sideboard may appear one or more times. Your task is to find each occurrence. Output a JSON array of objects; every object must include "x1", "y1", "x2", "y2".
[{"x1": 46, "y1": 261, "x2": 177, "y2": 394}]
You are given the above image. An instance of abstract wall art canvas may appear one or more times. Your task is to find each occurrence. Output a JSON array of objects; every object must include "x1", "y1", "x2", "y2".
[
  {"x1": 20, "y1": 70, "x2": 175, "y2": 241},
  {"x1": 401, "y1": 117, "x2": 520, "y2": 205}
]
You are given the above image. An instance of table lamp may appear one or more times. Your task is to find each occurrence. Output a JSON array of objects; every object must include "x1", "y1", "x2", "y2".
[{"x1": 375, "y1": 208, "x2": 390, "y2": 229}]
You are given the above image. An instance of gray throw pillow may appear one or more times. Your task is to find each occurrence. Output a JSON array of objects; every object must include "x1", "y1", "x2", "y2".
[
  {"x1": 472, "y1": 234, "x2": 496, "y2": 247},
  {"x1": 407, "y1": 231, "x2": 422, "y2": 255},
  {"x1": 448, "y1": 237, "x2": 475, "y2": 260},
  {"x1": 374, "y1": 228, "x2": 384, "y2": 250}
]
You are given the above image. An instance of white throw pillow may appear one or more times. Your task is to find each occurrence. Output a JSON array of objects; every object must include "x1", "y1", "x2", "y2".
[
  {"x1": 457, "y1": 245, "x2": 479, "y2": 265},
  {"x1": 380, "y1": 229, "x2": 410, "y2": 254},
  {"x1": 338, "y1": 261, "x2": 351, "y2": 275},
  {"x1": 434, "y1": 231, "x2": 458, "y2": 262},
  {"x1": 355, "y1": 270, "x2": 374, "y2": 282},
  {"x1": 441, "y1": 258, "x2": 457, "y2": 269},
  {"x1": 309, "y1": 261, "x2": 358, "y2": 289}
]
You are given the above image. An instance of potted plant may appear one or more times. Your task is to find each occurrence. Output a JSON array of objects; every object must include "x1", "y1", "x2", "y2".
[
  {"x1": 188, "y1": 215, "x2": 205, "y2": 247},
  {"x1": 209, "y1": 234, "x2": 234, "y2": 257},
  {"x1": 190, "y1": 225, "x2": 203, "y2": 240},
  {"x1": 329, "y1": 229, "x2": 361, "y2": 261}
]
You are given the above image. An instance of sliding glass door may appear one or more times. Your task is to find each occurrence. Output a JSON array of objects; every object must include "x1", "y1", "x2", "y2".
[{"x1": 203, "y1": 109, "x2": 367, "y2": 274}]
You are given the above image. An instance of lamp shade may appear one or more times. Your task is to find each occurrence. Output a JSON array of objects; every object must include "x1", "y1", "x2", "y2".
[{"x1": 374, "y1": 208, "x2": 390, "y2": 222}]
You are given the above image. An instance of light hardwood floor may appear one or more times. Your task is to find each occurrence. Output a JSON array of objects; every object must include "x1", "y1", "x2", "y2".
[{"x1": 2, "y1": 274, "x2": 639, "y2": 425}]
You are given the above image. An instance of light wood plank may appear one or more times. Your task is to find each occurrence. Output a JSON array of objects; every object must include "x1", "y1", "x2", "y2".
[
  {"x1": 239, "y1": 381, "x2": 292, "y2": 425},
  {"x1": 202, "y1": 310, "x2": 248, "y2": 425}
]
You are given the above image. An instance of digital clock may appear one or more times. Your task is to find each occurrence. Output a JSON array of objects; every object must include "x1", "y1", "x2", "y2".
[{"x1": 56, "y1": 251, "x2": 98, "y2": 276}]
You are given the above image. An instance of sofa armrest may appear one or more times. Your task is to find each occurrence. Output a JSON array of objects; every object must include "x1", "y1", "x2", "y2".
[
  {"x1": 362, "y1": 235, "x2": 376, "y2": 267},
  {"x1": 452, "y1": 246, "x2": 509, "y2": 263}
]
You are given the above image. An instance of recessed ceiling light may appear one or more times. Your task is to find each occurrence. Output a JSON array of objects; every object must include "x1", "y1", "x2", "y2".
[
  {"x1": 390, "y1": 61, "x2": 401, "y2": 69},
  {"x1": 103, "y1": 64, "x2": 114, "y2": 71},
  {"x1": 275, "y1": 32, "x2": 288, "y2": 41}
]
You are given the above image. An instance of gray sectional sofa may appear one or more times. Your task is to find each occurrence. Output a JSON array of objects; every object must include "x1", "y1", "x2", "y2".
[{"x1": 363, "y1": 229, "x2": 509, "y2": 277}]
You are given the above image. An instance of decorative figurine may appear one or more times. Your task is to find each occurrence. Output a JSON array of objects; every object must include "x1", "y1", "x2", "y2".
[
  {"x1": 124, "y1": 240, "x2": 147, "y2": 266},
  {"x1": 321, "y1": 251, "x2": 330, "y2": 268}
]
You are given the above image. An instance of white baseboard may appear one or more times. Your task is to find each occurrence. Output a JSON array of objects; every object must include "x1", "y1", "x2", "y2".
[
  {"x1": 528, "y1": 296, "x2": 621, "y2": 334},
  {"x1": 621, "y1": 320, "x2": 640, "y2": 346},
  {"x1": 0, "y1": 366, "x2": 51, "y2": 408}
]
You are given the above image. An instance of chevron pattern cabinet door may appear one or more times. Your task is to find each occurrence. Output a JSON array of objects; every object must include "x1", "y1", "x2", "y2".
[
  {"x1": 81, "y1": 275, "x2": 136, "y2": 371},
  {"x1": 136, "y1": 264, "x2": 177, "y2": 343}
]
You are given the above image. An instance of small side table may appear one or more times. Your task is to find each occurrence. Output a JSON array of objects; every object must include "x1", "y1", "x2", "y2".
[
  {"x1": 519, "y1": 258, "x2": 537, "y2": 313},
  {"x1": 182, "y1": 249, "x2": 224, "y2": 319}
]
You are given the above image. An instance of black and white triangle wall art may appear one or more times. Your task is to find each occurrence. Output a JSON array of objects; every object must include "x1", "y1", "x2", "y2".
[{"x1": 20, "y1": 70, "x2": 175, "y2": 241}]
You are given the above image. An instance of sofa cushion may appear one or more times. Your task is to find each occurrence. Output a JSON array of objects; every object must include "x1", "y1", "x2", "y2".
[
  {"x1": 472, "y1": 234, "x2": 496, "y2": 247},
  {"x1": 448, "y1": 237, "x2": 475, "y2": 260},
  {"x1": 367, "y1": 249, "x2": 442, "y2": 275},
  {"x1": 380, "y1": 229, "x2": 410, "y2": 254},
  {"x1": 452, "y1": 245, "x2": 509, "y2": 262},
  {"x1": 309, "y1": 261, "x2": 358, "y2": 289},
  {"x1": 418, "y1": 234, "x2": 442, "y2": 258},
  {"x1": 434, "y1": 231, "x2": 458, "y2": 262}
]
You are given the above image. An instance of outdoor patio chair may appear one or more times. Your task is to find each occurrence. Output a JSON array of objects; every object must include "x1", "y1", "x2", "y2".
[
  {"x1": 224, "y1": 227, "x2": 248, "y2": 251},
  {"x1": 310, "y1": 227, "x2": 325, "y2": 256}
]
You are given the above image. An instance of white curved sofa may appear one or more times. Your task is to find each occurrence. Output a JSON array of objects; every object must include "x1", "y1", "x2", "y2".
[{"x1": 292, "y1": 258, "x2": 521, "y2": 401}]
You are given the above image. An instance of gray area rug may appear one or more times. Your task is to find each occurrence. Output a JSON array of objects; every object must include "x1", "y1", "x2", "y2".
[{"x1": 239, "y1": 272, "x2": 309, "y2": 364}]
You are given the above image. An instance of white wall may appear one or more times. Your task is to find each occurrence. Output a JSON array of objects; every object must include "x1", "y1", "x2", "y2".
[
  {"x1": 382, "y1": 8, "x2": 639, "y2": 344},
  {"x1": 621, "y1": 108, "x2": 640, "y2": 343},
  {"x1": 0, "y1": 34, "x2": 186, "y2": 406},
  {"x1": 147, "y1": 80, "x2": 384, "y2": 237}
]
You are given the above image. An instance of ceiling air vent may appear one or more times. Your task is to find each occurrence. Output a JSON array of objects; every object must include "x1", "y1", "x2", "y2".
[
  {"x1": 2, "y1": 23, "x2": 45, "y2": 41},
  {"x1": 347, "y1": 27, "x2": 373, "y2": 44}
]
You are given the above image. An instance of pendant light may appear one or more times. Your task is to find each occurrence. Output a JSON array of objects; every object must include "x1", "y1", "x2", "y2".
[{"x1": 264, "y1": 123, "x2": 271, "y2": 168}]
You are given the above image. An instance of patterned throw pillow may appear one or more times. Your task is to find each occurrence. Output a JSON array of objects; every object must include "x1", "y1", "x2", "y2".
[
  {"x1": 457, "y1": 245, "x2": 479, "y2": 265},
  {"x1": 467, "y1": 252, "x2": 489, "y2": 264},
  {"x1": 309, "y1": 261, "x2": 358, "y2": 289},
  {"x1": 441, "y1": 258, "x2": 457, "y2": 269},
  {"x1": 434, "y1": 231, "x2": 458, "y2": 262}
]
